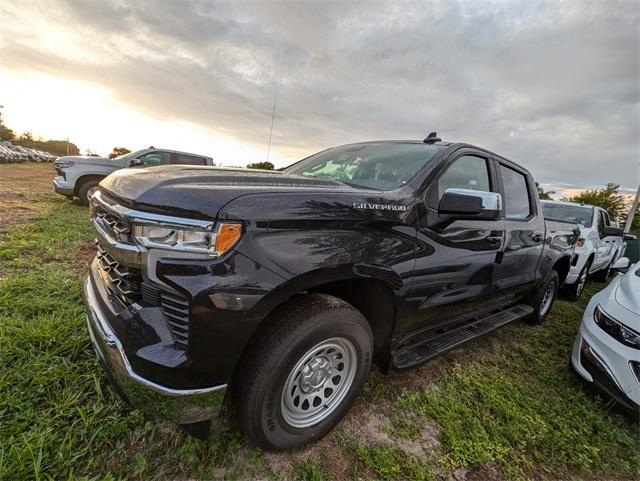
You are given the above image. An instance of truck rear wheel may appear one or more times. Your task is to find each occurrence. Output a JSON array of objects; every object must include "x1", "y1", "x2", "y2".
[
  {"x1": 233, "y1": 294, "x2": 373, "y2": 451},
  {"x1": 524, "y1": 270, "x2": 559, "y2": 325}
]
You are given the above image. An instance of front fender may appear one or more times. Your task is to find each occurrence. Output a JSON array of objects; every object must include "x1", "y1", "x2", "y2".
[{"x1": 236, "y1": 221, "x2": 418, "y2": 284}]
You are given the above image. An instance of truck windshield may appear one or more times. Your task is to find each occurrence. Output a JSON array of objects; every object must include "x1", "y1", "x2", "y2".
[
  {"x1": 284, "y1": 142, "x2": 443, "y2": 190},
  {"x1": 542, "y1": 203, "x2": 593, "y2": 227}
]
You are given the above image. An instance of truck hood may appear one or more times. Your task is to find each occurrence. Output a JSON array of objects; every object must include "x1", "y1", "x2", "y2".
[
  {"x1": 99, "y1": 165, "x2": 412, "y2": 221},
  {"x1": 57, "y1": 155, "x2": 123, "y2": 168}
]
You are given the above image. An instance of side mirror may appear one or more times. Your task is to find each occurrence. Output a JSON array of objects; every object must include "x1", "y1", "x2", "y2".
[
  {"x1": 602, "y1": 225, "x2": 623, "y2": 237},
  {"x1": 437, "y1": 188, "x2": 502, "y2": 220},
  {"x1": 624, "y1": 233, "x2": 637, "y2": 241},
  {"x1": 612, "y1": 257, "x2": 630, "y2": 273}
]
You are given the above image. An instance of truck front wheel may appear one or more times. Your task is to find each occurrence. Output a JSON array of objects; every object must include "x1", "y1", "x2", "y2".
[
  {"x1": 233, "y1": 294, "x2": 373, "y2": 450},
  {"x1": 563, "y1": 259, "x2": 591, "y2": 302},
  {"x1": 77, "y1": 179, "x2": 100, "y2": 206}
]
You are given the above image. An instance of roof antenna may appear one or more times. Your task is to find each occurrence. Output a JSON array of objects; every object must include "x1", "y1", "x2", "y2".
[
  {"x1": 266, "y1": 94, "x2": 277, "y2": 163},
  {"x1": 423, "y1": 132, "x2": 441, "y2": 144}
]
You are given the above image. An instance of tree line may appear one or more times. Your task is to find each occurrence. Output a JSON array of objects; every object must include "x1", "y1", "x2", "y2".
[{"x1": 0, "y1": 124, "x2": 80, "y2": 157}]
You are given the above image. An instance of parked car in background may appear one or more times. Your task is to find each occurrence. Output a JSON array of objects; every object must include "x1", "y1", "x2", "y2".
[
  {"x1": 53, "y1": 148, "x2": 214, "y2": 205},
  {"x1": 1, "y1": 143, "x2": 27, "y2": 162},
  {"x1": 0, "y1": 142, "x2": 57, "y2": 163},
  {"x1": 571, "y1": 257, "x2": 640, "y2": 415},
  {"x1": 84, "y1": 135, "x2": 578, "y2": 449},
  {"x1": 541, "y1": 200, "x2": 625, "y2": 300},
  {"x1": 0, "y1": 145, "x2": 15, "y2": 163}
]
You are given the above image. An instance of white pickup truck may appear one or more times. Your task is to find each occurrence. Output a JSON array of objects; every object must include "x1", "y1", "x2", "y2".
[
  {"x1": 541, "y1": 200, "x2": 625, "y2": 300},
  {"x1": 53, "y1": 148, "x2": 214, "y2": 205}
]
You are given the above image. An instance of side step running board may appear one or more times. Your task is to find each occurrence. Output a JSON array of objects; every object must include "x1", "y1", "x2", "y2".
[{"x1": 392, "y1": 304, "x2": 534, "y2": 370}]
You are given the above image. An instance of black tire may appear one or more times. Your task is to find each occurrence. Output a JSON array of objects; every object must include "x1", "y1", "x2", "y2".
[
  {"x1": 233, "y1": 294, "x2": 373, "y2": 451},
  {"x1": 524, "y1": 270, "x2": 559, "y2": 325},
  {"x1": 77, "y1": 179, "x2": 99, "y2": 206},
  {"x1": 592, "y1": 256, "x2": 614, "y2": 283},
  {"x1": 563, "y1": 259, "x2": 591, "y2": 302}
]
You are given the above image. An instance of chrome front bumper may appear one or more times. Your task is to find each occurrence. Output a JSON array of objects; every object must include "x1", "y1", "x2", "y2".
[
  {"x1": 53, "y1": 176, "x2": 73, "y2": 196},
  {"x1": 84, "y1": 277, "x2": 227, "y2": 424}
]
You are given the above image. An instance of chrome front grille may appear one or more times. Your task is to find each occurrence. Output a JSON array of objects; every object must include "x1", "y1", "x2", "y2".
[
  {"x1": 96, "y1": 244, "x2": 142, "y2": 304},
  {"x1": 91, "y1": 190, "x2": 190, "y2": 350},
  {"x1": 95, "y1": 208, "x2": 132, "y2": 243}
]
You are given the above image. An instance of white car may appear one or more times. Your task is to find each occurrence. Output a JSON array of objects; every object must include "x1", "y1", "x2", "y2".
[
  {"x1": 541, "y1": 200, "x2": 625, "y2": 300},
  {"x1": 571, "y1": 257, "x2": 640, "y2": 414}
]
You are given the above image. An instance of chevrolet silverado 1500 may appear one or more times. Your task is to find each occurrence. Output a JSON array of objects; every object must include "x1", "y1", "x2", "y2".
[{"x1": 84, "y1": 134, "x2": 578, "y2": 449}]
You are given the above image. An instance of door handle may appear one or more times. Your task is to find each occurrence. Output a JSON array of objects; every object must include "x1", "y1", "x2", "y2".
[
  {"x1": 532, "y1": 233, "x2": 544, "y2": 242},
  {"x1": 486, "y1": 235, "x2": 503, "y2": 244}
]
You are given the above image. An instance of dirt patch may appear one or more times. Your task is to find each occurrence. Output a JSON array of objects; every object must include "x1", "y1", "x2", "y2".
[
  {"x1": 465, "y1": 463, "x2": 508, "y2": 481},
  {"x1": 71, "y1": 239, "x2": 98, "y2": 275},
  {"x1": 357, "y1": 411, "x2": 440, "y2": 458},
  {"x1": 0, "y1": 163, "x2": 59, "y2": 233}
]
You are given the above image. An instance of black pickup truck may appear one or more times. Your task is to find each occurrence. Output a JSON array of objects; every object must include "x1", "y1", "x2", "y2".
[{"x1": 84, "y1": 135, "x2": 578, "y2": 450}]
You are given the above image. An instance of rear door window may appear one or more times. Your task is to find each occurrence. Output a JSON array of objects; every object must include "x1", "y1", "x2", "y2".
[
  {"x1": 499, "y1": 164, "x2": 531, "y2": 220},
  {"x1": 172, "y1": 153, "x2": 207, "y2": 165}
]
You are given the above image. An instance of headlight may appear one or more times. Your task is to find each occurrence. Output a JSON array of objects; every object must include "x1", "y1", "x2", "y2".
[
  {"x1": 576, "y1": 238, "x2": 585, "y2": 248},
  {"x1": 55, "y1": 161, "x2": 75, "y2": 168},
  {"x1": 594, "y1": 305, "x2": 640, "y2": 349},
  {"x1": 132, "y1": 222, "x2": 242, "y2": 256}
]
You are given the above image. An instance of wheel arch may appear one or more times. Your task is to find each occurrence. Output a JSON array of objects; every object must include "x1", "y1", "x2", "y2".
[
  {"x1": 236, "y1": 267, "x2": 399, "y2": 378},
  {"x1": 552, "y1": 254, "x2": 572, "y2": 285},
  {"x1": 74, "y1": 174, "x2": 106, "y2": 196}
]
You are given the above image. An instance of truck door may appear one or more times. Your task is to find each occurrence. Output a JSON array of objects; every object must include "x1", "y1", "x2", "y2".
[
  {"x1": 492, "y1": 161, "x2": 545, "y2": 302},
  {"x1": 403, "y1": 151, "x2": 505, "y2": 337},
  {"x1": 596, "y1": 209, "x2": 615, "y2": 267}
]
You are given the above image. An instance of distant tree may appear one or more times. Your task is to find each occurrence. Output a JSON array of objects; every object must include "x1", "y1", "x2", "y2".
[
  {"x1": 109, "y1": 147, "x2": 131, "y2": 159},
  {"x1": 247, "y1": 161, "x2": 275, "y2": 170},
  {"x1": 569, "y1": 183, "x2": 628, "y2": 222},
  {"x1": 19, "y1": 131, "x2": 33, "y2": 142},
  {"x1": 40, "y1": 139, "x2": 79, "y2": 156},
  {"x1": 627, "y1": 210, "x2": 640, "y2": 235},
  {"x1": 0, "y1": 123, "x2": 15, "y2": 141},
  {"x1": 536, "y1": 182, "x2": 555, "y2": 200}
]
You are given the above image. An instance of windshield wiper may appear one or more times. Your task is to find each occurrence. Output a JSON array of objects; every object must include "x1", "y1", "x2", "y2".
[{"x1": 337, "y1": 180, "x2": 368, "y2": 189}]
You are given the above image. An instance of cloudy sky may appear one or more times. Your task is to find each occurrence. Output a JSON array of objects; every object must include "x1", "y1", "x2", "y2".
[{"x1": 1, "y1": 0, "x2": 638, "y2": 194}]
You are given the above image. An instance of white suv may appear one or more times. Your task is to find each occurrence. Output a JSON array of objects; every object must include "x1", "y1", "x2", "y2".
[
  {"x1": 542, "y1": 200, "x2": 625, "y2": 300},
  {"x1": 53, "y1": 148, "x2": 214, "y2": 205}
]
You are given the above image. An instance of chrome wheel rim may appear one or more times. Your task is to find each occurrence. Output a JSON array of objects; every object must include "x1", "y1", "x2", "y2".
[
  {"x1": 281, "y1": 337, "x2": 357, "y2": 428},
  {"x1": 539, "y1": 279, "x2": 556, "y2": 315}
]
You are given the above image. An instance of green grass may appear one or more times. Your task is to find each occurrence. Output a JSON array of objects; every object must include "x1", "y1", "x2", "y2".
[
  {"x1": 394, "y1": 293, "x2": 640, "y2": 480},
  {"x1": 1, "y1": 182, "x2": 639, "y2": 480},
  {"x1": 0, "y1": 200, "x2": 253, "y2": 480},
  {"x1": 352, "y1": 442, "x2": 434, "y2": 481}
]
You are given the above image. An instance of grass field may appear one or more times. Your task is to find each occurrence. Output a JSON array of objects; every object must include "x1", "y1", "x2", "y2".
[{"x1": 0, "y1": 163, "x2": 638, "y2": 481}]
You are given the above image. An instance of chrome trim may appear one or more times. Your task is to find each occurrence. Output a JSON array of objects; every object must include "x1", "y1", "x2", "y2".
[
  {"x1": 93, "y1": 190, "x2": 214, "y2": 230},
  {"x1": 444, "y1": 188, "x2": 502, "y2": 211},
  {"x1": 93, "y1": 217, "x2": 143, "y2": 267},
  {"x1": 85, "y1": 277, "x2": 227, "y2": 423}
]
